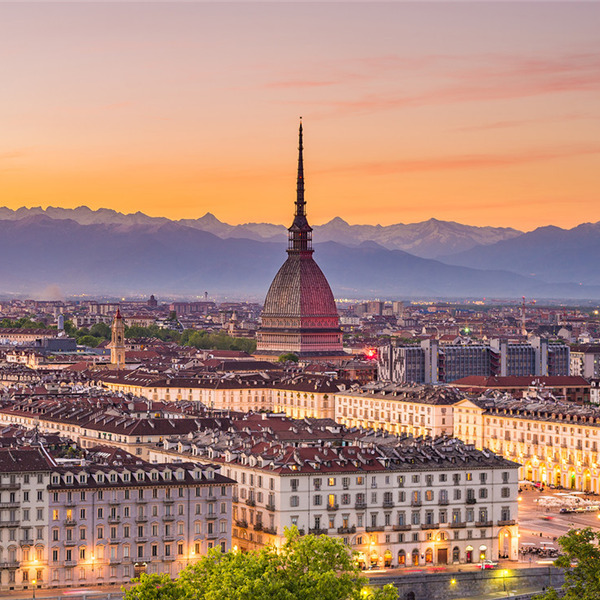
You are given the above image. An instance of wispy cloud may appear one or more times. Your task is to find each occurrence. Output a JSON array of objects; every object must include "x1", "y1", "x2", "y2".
[
  {"x1": 319, "y1": 143, "x2": 600, "y2": 175},
  {"x1": 454, "y1": 112, "x2": 593, "y2": 132},
  {"x1": 265, "y1": 80, "x2": 338, "y2": 90},
  {"x1": 281, "y1": 51, "x2": 600, "y2": 116}
]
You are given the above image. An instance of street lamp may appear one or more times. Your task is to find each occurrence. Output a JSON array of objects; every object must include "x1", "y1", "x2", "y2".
[{"x1": 31, "y1": 578, "x2": 36, "y2": 600}]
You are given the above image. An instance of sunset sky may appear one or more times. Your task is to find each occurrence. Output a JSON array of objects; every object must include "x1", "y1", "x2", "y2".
[{"x1": 2, "y1": 2, "x2": 599, "y2": 231}]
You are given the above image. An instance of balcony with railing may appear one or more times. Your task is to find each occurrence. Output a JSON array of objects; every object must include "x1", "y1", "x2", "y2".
[
  {"x1": 449, "y1": 522, "x2": 466, "y2": 528},
  {"x1": 327, "y1": 503, "x2": 339, "y2": 511},
  {"x1": 355, "y1": 501, "x2": 367, "y2": 510},
  {"x1": 497, "y1": 519, "x2": 516, "y2": 526},
  {"x1": 235, "y1": 519, "x2": 248, "y2": 529},
  {"x1": 0, "y1": 483, "x2": 20, "y2": 491},
  {"x1": 420, "y1": 523, "x2": 439, "y2": 530},
  {"x1": 0, "y1": 520, "x2": 20, "y2": 528},
  {"x1": 337, "y1": 526, "x2": 356, "y2": 534},
  {"x1": 365, "y1": 525, "x2": 385, "y2": 532},
  {"x1": 475, "y1": 520, "x2": 492, "y2": 527},
  {"x1": 308, "y1": 527, "x2": 328, "y2": 535},
  {"x1": 393, "y1": 524, "x2": 411, "y2": 531},
  {"x1": 265, "y1": 503, "x2": 276, "y2": 512}
]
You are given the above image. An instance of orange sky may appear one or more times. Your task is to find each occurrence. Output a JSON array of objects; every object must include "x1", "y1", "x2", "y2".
[{"x1": 1, "y1": 2, "x2": 599, "y2": 231}]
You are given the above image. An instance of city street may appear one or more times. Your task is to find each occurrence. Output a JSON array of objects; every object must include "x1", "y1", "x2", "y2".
[{"x1": 517, "y1": 485, "x2": 600, "y2": 552}]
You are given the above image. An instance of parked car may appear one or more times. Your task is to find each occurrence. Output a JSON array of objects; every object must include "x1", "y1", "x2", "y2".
[{"x1": 479, "y1": 560, "x2": 497, "y2": 569}]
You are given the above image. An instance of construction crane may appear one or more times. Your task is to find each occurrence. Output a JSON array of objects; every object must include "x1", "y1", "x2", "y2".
[{"x1": 521, "y1": 296, "x2": 536, "y2": 337}]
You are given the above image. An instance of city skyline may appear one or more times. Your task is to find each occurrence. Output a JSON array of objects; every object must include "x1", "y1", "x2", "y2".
[{"x1": 2, "y1": 2, "x2": 599, "y2": 231}]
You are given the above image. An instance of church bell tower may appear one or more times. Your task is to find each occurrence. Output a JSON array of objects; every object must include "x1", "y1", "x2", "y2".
[{"x1": 110, "y1": 308, "x2": 126, "y2": 368}]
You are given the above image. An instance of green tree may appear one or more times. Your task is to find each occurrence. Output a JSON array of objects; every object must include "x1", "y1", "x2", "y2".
[
  {"x1": 124, "y1": 573, "x2": 181, "y2": 600},
  {"x1": 89, "y1": 322, "x2": 111, "y2": 340},
  {"x1": 124, "y1": 528, "x2": 397, "y2": 600},
  {"x1": 278, "y1": 353, "x2": 299, "y2": 363},
  {"x1": 77, "y1": 335, "x2": 101, "y2": 348},
  {"x1": 535, "y1": 528, "x2": 600, "y2": 600}
]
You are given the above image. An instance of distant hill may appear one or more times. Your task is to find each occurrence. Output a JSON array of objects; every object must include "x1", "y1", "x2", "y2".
[
  {"x1": 0, "y1": 207, "x2": 521, "y2": 258},
  {"x1": 442, "y1": 222, "x2": 600, "y2": 285},
  {"x1": 0, "y1": 214, "x2": 597, "y2": 299}
]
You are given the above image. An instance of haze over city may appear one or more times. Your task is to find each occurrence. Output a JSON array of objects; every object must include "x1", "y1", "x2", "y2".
[{"x1": 2, "y1": 2, "x2": 599, "y2": 230}]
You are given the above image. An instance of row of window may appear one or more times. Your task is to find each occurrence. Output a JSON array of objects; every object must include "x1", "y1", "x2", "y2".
[
  {"x1": 286, "y1": 505, "x2": 511, "y2": 530},
  {"x1": 289, "y1": 486, "x2": 510, "y2": 508},
  {"x1": 289, "y1": 472, "x2": 510, "y2": 491}
]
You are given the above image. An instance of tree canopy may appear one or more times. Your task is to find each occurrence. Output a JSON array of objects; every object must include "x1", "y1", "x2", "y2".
[
  {"x1": 278, "y1": 353, "x2": 299, "y2": 363},
  {"x1": 536, "y1": 528, "x2": 600, "y2": 600},
  {"x1": 124, "y1": 528, "x2": 397, "y2": 600},
  {"x1": 0, "y1": 317, "x2": 48, "y2": 329}
]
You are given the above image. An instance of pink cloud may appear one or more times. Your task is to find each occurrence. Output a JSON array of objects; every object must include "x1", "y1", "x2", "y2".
[
  {"x1": 319, "y1": 143, "x2": 600, "y2": 175},
  {"x1": 287, "y1": 51, "x2": 600, "y2": 116},
  {"x1": 455, "y1": 112, "x2": 592, "y2": 132}
]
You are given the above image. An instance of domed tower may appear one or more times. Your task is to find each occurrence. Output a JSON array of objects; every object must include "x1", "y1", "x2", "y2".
[{"x1": 256, "y1": 120, "x2": 344, "y2": 360}]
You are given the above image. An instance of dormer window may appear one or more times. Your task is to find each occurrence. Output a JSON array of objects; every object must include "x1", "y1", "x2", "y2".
[
  {"x1": 152, "y1": 472, "x2": 158, "y2": 481},
  {"x1": 52, "y1": 475, "x2": 59, "y2": 485},
  {"x1": 123, "y1": 473, "x2": 130, "y2": 482},
  {"x1": 137, "y1": 472, "x2": 144, "y2": 481},
  {"x1": 164, "y1": 471, "x2": 171, "y2": 480},
  {"x1": 65, "y1": 475, "x2": 73, "y2": 484},
  {"x1": 97, "y1": 474, "x2": 104, "y2": 483},
  {"x1": 79, "y1": 474, "x2": 86, "y2": 484},
  {"x1": 110, "y1": 473, "x2": 117, "y2": 483},
  {"x1": 177, "y1": 471, "x2": 184, "y2": 480}
]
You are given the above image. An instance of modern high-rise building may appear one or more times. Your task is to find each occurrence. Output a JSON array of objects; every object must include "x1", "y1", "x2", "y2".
[
  {"x1": 378, "y1": 338, "x2": 570, "y2": 384},
  {"x1": 255, "y1": 121, "x2": 344, "y2": 361}
]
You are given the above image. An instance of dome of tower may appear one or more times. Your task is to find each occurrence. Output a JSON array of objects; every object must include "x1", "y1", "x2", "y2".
[{"x1": 262, "y1": 253, "x2": 338, "y2": 319}]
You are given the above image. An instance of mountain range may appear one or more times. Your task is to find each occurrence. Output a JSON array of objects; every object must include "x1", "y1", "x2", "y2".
[
  {"x1": 0, "y1": 207, "x2": 598, "y2": 299},
  {"x1": 0, "y1": 206, "x2": 521, "y2": 258}
]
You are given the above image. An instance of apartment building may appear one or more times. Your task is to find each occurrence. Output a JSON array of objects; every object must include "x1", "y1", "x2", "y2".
[
  {"x1": 46, "y1": 462, "x2": 234, "y2": 588},
  {"x1": 0, "y1": 400, "x2": 200, "y2": 460},
  {"x1": 0, "y1": 448, "x2": 54, "y2": 593},
  {"x1": 149, "y1": 436, "x2": 519, "y2": 567},
  {"x1": 97, "y1": 371, "x2": 342, "y2": 420},
  {"x1": 454, "y1": 394, "x2": 600, "y2": 492},
  {"x1": 334, "y1": 383, "x2": 460, "y2": 437},
  {"x1": 379, "y1": 338, "x2": 570, "y2": 384}
]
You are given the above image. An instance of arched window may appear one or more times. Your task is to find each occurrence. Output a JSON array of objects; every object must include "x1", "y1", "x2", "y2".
[
  {"x1": 452, "y1": 546, "x2": 460, "y2": 563},
  {"x1": 425, "y1": 548, "x2": 433, "y2": 563},
  {"x1": 411, "y1": 549, "x2": 419, "y2": 566},
  {"x1": 398, "y1": 549, "x2": 406, "y2": 565}
]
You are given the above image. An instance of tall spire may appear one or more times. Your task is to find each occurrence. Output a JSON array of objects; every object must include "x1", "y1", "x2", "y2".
[
  {"x1": 296, "y1": 117, "x2": 305, "y2": 218},
  {"x1": 288, "y1": 118, "x2": 313, "y2": 254}
]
